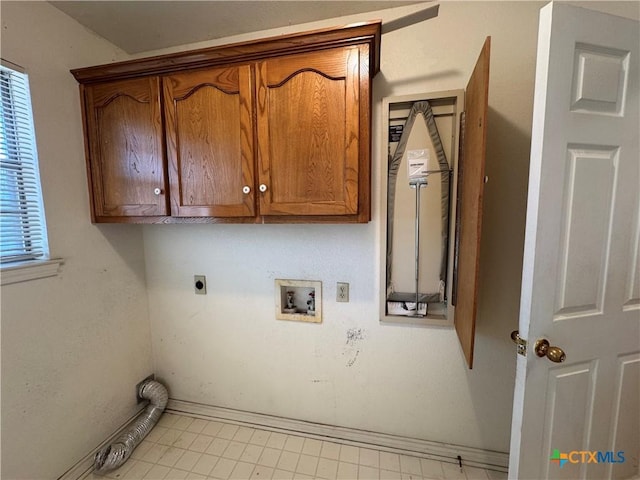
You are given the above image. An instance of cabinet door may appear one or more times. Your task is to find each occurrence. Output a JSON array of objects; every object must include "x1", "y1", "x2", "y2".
[
  {"x1": 163, "y1": 66, "x2": 255, "y2": 217},
  {"x1": 84, "y1": 77, "x2": 167, "y2": 218},
  {"x1": 256, "y1": 46, "x2": 361, "y2": 216},
  {"x1": 454, "y1": 37, "x2": 491, "y2": 369}
]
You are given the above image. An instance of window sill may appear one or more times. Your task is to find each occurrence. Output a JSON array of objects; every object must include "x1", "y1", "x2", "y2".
[{"x1": 0, "y1": 258, "x2": 64, "y2": 286}]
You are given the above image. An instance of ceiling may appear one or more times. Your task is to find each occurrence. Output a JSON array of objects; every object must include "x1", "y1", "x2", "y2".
[
  {"x1": 49, "y1": 1, "x2": 426, "y2": 54},
  {"x1": 47, "y1": 1, "x2": 640, "y2": 55}
]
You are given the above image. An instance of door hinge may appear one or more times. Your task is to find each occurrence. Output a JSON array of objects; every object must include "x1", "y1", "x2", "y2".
[{"x1": 511, "y1": 330, "x2": 527, "y2": 357}]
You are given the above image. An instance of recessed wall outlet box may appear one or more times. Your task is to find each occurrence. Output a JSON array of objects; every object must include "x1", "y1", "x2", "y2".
[
  {"x1": 136, "y1": 374, "x2": 155, "y2": 403},
  {"x1": 275, "y1": 279, "x2": 322, "y2": 323},
  {"x1": 194, "y1": 275, "x2": 206, "y2": 294},
  {"x1": 337, "y1": 282, "x2": 349, "y2": 302}
]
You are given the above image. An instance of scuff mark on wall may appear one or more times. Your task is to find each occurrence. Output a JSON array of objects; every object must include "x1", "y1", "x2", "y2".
[
  {"x1": 343, "y1": 328, "x2": 366, "y2": 367},
  {"x1": 346, "y1": 328, "x2": 365, "y2": 345},
  {"x1": 346, "y1": 350, "x2": 360, "y2": 367}
]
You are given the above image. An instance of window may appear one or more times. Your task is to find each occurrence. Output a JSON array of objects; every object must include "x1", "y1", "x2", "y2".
[{"x1": 0, "y1": 60, "x2": 58, "y2": 283}]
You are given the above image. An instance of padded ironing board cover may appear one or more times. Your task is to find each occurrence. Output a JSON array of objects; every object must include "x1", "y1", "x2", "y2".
[{"x1": 387, "y1": 101, "x2": 450, "y2": 301}]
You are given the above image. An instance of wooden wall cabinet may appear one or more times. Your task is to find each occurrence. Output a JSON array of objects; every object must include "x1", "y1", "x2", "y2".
[{"x1": 72, "y1": 23, "x2": 381, "y2": 223}]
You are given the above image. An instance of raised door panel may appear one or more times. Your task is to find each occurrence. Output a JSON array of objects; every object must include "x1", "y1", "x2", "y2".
[
  {"x1": 256, "y1": 46, "x2": 360, "y2": 216},
  {"x1": 454, "y1": 37, "x2": 490, "y2": 369},
  {"x1": 163, "y1": 66, "x2": 255, "y2": 217},
  {"x1": 84, "y1": 77, "x2": 167, "y2": 218}
]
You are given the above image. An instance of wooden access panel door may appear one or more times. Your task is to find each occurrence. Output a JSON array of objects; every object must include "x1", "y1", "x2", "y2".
[
  {"x1": 84, "y1": 77, "x2": 167, "y2": 218},
  {"x1": 256, "y1": 46, "x2": 361, "y2": 216},
  {"x1": 163, "y1": 66, "x2": 255, "y2": 217},
  {"x1": 454, "y1": 37, "x2": 491, "y2": 369}
]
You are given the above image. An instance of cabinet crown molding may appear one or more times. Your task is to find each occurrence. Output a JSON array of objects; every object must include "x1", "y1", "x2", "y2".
[{"x1": 71, "y1": 21, "x2": 381, "y2": 84}]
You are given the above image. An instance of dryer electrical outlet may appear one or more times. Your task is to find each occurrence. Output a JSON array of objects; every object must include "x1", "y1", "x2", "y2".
[{"x1": 194, "y1": 275, "x2": 207, "y2": 295}]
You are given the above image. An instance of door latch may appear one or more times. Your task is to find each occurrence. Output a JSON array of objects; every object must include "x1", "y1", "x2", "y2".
[{"x1": 511, "y1": 330, "x2": 527, "y2": 357}]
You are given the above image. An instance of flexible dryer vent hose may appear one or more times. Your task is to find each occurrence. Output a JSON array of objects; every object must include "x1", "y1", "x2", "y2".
[{"x1": 94, "y1": 379, "x2": 168, "y2": 474}]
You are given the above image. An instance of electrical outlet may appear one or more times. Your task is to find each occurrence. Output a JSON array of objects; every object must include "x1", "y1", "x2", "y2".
[
  {"x1": 337, "y1": 282, "x2": 349, "y2": 302},
  {"x1": 194, "y1": 275, "x2": 207, "y2": 295}
]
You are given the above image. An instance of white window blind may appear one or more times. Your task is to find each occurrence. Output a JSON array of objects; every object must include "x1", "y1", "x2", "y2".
[{"x1": 0, "y1": 61, "x2": 49, "y2": 264}]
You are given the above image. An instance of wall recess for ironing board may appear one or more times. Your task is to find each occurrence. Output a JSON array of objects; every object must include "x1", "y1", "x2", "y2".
[{"x1": 379, "y1": 37, "x2": 491, "y2": 369}]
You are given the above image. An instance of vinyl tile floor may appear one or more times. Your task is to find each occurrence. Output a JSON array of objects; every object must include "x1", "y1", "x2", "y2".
[{"x1": 82, "y1": 413, "x2": 507, "y2": 480}]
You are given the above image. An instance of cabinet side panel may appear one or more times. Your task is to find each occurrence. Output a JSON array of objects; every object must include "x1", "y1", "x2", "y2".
[
  {"x1": 358, "y1": 44, "x2": 371, "y2": 222},
  {"x1": 79, "y1": 84, "x2": 98, "y2": 222}
]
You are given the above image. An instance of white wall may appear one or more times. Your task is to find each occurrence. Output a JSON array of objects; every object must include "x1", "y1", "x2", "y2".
[
  {"x1": 143, "y1": 2, "x2": 544, "y2": 453},
  {"x1": 0, "y1": 3, "x2": 153, "y2": 478}
]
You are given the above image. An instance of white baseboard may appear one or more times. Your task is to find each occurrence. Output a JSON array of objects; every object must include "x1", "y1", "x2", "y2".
[{"x1": 167, "y1": 399, "x2": 509, "y2": 473}]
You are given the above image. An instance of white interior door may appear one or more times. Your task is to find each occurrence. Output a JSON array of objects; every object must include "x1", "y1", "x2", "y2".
[{"x1": 509, "y1": 3, "x2": 639, "y2": 480}]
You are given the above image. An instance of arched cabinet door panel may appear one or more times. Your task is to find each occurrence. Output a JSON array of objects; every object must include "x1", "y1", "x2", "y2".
[
  {"x1": 256, "y1": 46, "x2": 365, "y2": 218},
  {"x1": 163, "y1": 66, "x2": 256, "y2": 217},
  {"x1": 84, "y1": 77, "x2": 167, "y2": 219}
]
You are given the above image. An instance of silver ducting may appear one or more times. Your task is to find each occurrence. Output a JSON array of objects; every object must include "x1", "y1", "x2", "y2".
[{"x1": 94, "y1": 379, "x2": 168, "y2": 474}]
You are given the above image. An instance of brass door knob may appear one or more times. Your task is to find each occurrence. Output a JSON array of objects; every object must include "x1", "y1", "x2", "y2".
[{"x1": 534, "y1": 339, "x2": 566, "y2": 363}]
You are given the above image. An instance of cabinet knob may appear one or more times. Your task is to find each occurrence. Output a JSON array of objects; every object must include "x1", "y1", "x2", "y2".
[
  {"x1": 259, "y1": 184, "x2": 268, "y2": 193},
  {"x1": 153, "y1": 188, "x2": 162, "y2": 195},
  {"x1": 242, "y1": 185, "x2": 251, "y2": 194}
]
